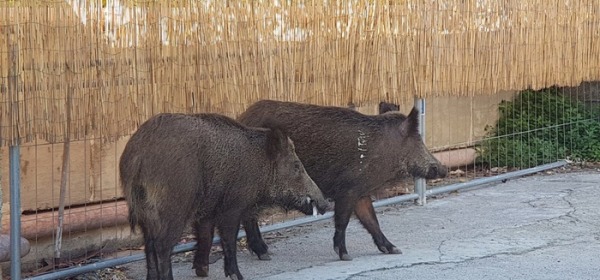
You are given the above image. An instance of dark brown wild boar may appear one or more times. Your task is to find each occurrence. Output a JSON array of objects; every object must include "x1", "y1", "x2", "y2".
[
  {"x1": 119, "y1": 113, "x2": 327, "y2": 280},
  {"x1": 238, "y1": 100, "x2": 447, "y2": 261}
]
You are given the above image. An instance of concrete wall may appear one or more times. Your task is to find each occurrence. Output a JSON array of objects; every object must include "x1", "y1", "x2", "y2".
[
  {"x1": 1, "y1": 93, "x2": 516, "y2": 215},
  {"x1": 1, "y1": 138, "x2": 129, "y2": 215},
  {"x1": 355, "y1": 92, "x2": 515, "y2": 150}
]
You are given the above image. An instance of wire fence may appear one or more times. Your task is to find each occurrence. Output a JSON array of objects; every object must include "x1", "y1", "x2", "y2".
[
  {"x1": 0, "y1": 0, "x2": 599, "y2": 279},
  {"x1": 5, "y1": 85, "x2": 598, "y2": 280}
]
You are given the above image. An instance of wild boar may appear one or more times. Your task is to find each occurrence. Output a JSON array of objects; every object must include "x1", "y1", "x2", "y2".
[
  {"x1": 119, "y1": 113, "x2": 328, "y2": 280},
  {"x1": 238, "y1": 100, "x2": 447, "y2": 261}
]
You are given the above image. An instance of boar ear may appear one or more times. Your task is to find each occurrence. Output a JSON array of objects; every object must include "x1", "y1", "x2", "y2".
[
  {"x1": 400, "y1": 107, "x2": 420, "y2": 135},
  {"x1": 265, "y1": 126, "x2": 289, "y2": 161},
  {"x1": 378, "y1": 102, "x2": 400, "y2": 114}
]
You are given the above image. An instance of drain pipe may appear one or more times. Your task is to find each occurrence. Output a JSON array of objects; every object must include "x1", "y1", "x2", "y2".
[{"x1": 24, "y1": 160, "x2": 567, "y2": 280}]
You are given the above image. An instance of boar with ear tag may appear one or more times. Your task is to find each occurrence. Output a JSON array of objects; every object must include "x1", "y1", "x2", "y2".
[{"x1": 238, "y1": 100, "x2": 447, "y2": 261}]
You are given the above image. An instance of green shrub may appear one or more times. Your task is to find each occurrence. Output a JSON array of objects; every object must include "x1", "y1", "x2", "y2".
[{"x1": 478, "y1": 87, "x2": 600, "y2": 168}]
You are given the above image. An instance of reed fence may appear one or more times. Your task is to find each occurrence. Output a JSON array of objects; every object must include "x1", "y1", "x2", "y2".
[{"x1": 1, "y1": 0, "x2": 599, "y2": 146}]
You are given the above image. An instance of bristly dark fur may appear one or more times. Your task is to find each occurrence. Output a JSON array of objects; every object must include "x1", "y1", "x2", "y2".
[
  {"x1": 261, "y1": 118, "x2": 290, "y2": 161},
  {"x1": 238, "y1": 100, "x2": 447, "y2": 261},
  {"x1": 378, "y1": 102, "x2": 400, "y2": 114},
  {"x1": 264, "y1": 127, "x2": 287, "y2": 161},
  {"x1": 118, "y1": 112, "x2": 327, "y2": 280}
]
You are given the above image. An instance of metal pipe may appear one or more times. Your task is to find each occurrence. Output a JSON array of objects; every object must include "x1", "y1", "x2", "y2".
[
  {"x1": 9, "y1": 19, "x2": 23, "y2": 280},
  {"x1": 373, "y1": 193, "x2": 419, "y2": 208},
  {"x1": 414, "y1": 97, "x2": 427, "y2": 205},
  {"x1": 415, "y1": 179, "x2": 426, "y2": 205},
  {"x1": 10, "y1": 145, "x2": 22, "y2": 280},
  {"x1": 26, "y1": 193, "x2": 419, "y2": 280},
  {"x1": 25, "y1": 212, "x2": 337, "y2": 280},
  {"x1": 427, "y1": 160, "x2": 568, "y2": 196},
  {"x1": 25, "y1": 161, "x2": 566, "y2": 280},
  {"x1": 25, "y1": 253, "x2": 147, "y2": 280}
]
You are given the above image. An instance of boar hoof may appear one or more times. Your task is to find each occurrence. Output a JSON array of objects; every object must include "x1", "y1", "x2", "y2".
[
  {"x1": 340, "y1": 253, "x2": 353, "y2": 261},
  {"x1": 334, "y1": 246, "x2": 353, "y2": 261},
  {"x1": 195, "y1": 266, "x2": 209, "y2": 277},
  {"x1": 257, "y1": 253, "x2": 272, "y2": 261},
  {"x1": 229, "y1": 275, "x2": 240, "y2": 280},
  {"x1": 379, "y1": 245, "x2": 402, "y2": 254},
  {"x1": 389, "y1": 247, "x2": 402, "y2": 254}
]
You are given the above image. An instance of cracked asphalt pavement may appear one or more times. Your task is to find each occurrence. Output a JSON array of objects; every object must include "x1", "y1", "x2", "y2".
[{"x1": 123, "y1": 171, "x2": 600, "y2": 279}]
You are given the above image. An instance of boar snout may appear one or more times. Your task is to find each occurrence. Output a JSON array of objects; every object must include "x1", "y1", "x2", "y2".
[
  {"x1": 312, "y1": 196, "x2": 330, "y2": 214},
  {"x1": 410, "y1": 161, "x2": 448, "y2": 179},
  {"x1": 298, "y1": 195, "x2": 329, "y2": 216},
  {"x1": 425, "y1": 163, "x2": 448, "y2": 179}
]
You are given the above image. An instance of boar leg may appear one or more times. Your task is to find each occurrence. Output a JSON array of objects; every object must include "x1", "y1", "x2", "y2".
[
  {"x1": 154, "y1": 236, "x2": 176, "y2": 280},
  {"x1": 140, "y1": 225, "x2": 160, "y2": 280},
  {"x1": 141, "y1": 225, "x2": 181, "y2": 280},
  {"x1": 333, "y1": 196, "x2": 356, "y2": 261},
  {"x1": 218, "y1": 216, "x2": 244, "y2": 280},
  {"x1": 242, "y1": 215, "x2": 271, "y2": 260},
  {"x1": 141, "y1": 201, "x2": 191, "y2": 280},
  {"x1": 193, "y1": 219, "x2": 216, "y2": 277},
  {"x1": 354, "y1": 196, "x2": 401, "y2": 254}
]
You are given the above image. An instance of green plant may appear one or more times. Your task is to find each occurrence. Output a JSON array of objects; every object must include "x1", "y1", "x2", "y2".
[{"x1": 478, "y1": 87, "x2": 600, "y2": 168}]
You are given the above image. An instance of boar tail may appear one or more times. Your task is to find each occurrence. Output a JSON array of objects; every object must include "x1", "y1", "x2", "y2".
[{"x1": 121, "y1": 156, "x2": 145, "y2": 233}]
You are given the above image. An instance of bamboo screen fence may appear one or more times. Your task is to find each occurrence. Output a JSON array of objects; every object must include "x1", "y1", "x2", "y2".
[{"x1": 1, "y1": 0, "x2": 599, "y2": 146}]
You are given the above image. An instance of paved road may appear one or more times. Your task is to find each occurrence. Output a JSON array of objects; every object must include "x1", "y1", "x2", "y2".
[{"x1": 124, "y1": 171, "x2": 600, "y2": 280}]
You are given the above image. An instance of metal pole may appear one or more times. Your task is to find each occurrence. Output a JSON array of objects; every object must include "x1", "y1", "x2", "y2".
[
  {"x1": 414, "y1": 98, "x2": 426, "y2": 205},
  {"x1": 8, "y1": 19, "x2": 22, "y2": 280},
  {"x1": 0, "y1": 146, "x2": 3, "y2": 279},
  {"x1": 10, "y1": 145, "x2": 22, "y2": 280}
]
